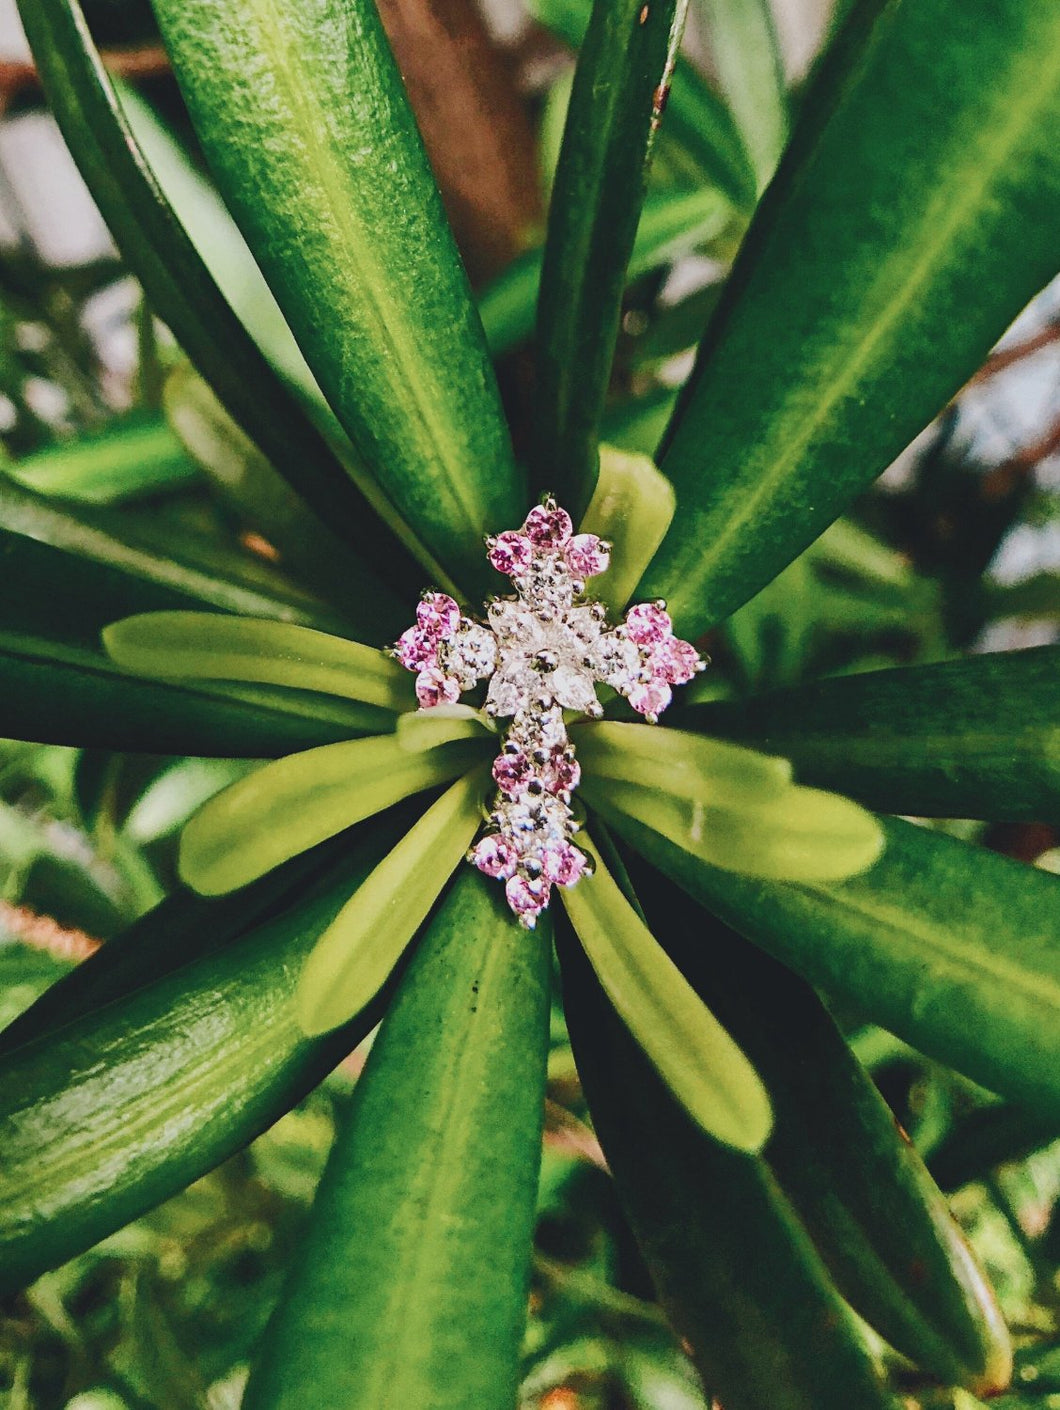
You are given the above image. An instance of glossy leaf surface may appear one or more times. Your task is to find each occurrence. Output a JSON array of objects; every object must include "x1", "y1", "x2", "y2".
[
  {"x1": 644, "y1": 0, "x2": 1060, "y2": 637},
  {"x1": 599, "y1": 805, "x2": 1060, "y2": 1124},
  {"x1": 296, "y1": 769, "x2": 488, "y2": 1036},
  {"x1": 534, "y1": 0, "x2": 687, "y2": 513},
  {"x1": 631, "y1": 863, "x2": 1010, "y2": 1393},
  {"x1": 557, "y1": 916, "x2": 898, "y2": 1410},
  {"x1": 104, "y1": 612, "x2": 415, "y2": 712},
  {"x1": 562, "y1": 835, "x2": 771, "y2": 1151},
  {"x1": 247, "y1": 871, "x2": 549, "y2": 1409},
  {"x1": 152, "y1": 0, "x2": 523, "y2": 596},
  {"x1": 0, "y1": 827, "x2": 406, "y2": 1296},
  {"x1": 179, "y1": 736, "x2": 489, "y2": 895},
  {"x1": 684, "y1": 647, "x2": 1060, "y2": 822}
]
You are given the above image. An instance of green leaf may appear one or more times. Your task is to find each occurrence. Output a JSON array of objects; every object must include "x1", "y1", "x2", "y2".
[
  {"x1": 602, "y1": 806, "x2": 1060, "y2": 1126},
  {"x1": 5, "y1": 414, "x2": 197, "y2": 505},
  {"x1": 17, "y1": 0, "x2": 411, "y2": 592},
  {"x1": 574, "y1": 719, "x2": 792, "y2": 800},
  {"x1": 247, "y1": 870, "x2": 549, "y2": 1409},
  {"x1": 394, "y1": 705, "x2": 491, "y2": 753},
  {"x1": 577, "y1": 721, "x2": 883, "y2": 881},
  {"x1": 576, "y1": 445, "x2": 675, "y2": 613},
  {"x1": 643, "y1": 0, "x2": 1060, "y2": 637},
  {"x1": 696, "y1": 0, "x2": 787, "y2": 193},
  {"x1": 556, "y1": 915, "x2": 898, "y2": 1410},
  {"x1": 478, "y1": 186, "x2": 730, "y2": 356},
  {"x1": 295, "y1": 768, "x2": 489, "y2": 1036},
  {"x1": 631, "y1": 861, "x2": 1011, "y2": 1393},
  {"x1": 683, "y1": 647, "x2": 1060, "y2": 823},
  {"x1": 528, "y1": 0, "x2": 754, "y2": 205},
  {"x1": 0, "y1": 824, "x2": 408, "y2": 1296},
  {"x1": 151, "y1": 0, "x2": 523, "y2": 597},
  {"x1": 103, "y1": 612, "x2": 415, "y2": 712},
  {"x1": 179, "y1": 736, "x2": 489, "y2": 895},
  {"x1": 561, "y1": 834, "x2": 771, "y2": 1151},
  {"x1": 533, "y1": 0, "x2": 688, "y2": 513}
]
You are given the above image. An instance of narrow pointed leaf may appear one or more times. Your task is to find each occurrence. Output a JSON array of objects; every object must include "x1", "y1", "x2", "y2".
[
  {"x1": 395, "y1": 705, "x2": 491, "y2": 753},
  {"x1": 16, "y1": 0, "x2": 414, "y2": 590},
  {"x1": 697, "y1": 0, "x2": 787, "y2": 192},
  {"x1": 7, "y1": 413, "x2": 197, "y2": 505},
  {"x1": 247, "y1": 871, "x2": 549, "y2": 1410},
  {"x1": 644, "y1": 0, "x2": 1060, "y2": 637},
  {"x1": 179, "y1": 737, "x2": 488, "y2": 895},
  {"x1": 557, "y1": 917, "x2": 898, "y2": 1410},
  {"x1": 103, "y1": 612, "x2": 415, "y2": 712},
  {"x1": 152, "y1": 0, "x2": 523, "y2": 597},
  {"x1": 478, "y1": 186, "x2": 730, "y2": 355},
  {"x1": 296, "y1": 769, "x2": 488, "y2": 1036},
  {"x1": 528, "y1": 0, "x2": 754, "y2": 205},
  {"x1": 630, "y1": 862, "x2": 1010, "y2": 1394},
  {"x1": 0, "y1": 823, "x2": 409, "y2": 1296},
  {"x1": 561, "y1": 836, "x2": 771, "y2": 1150},
  {"x1": 533, "y1": 0, "x2": 688, "y2": 513},
  {"x1": 685, "y1": 647, "x2": 1060, "y2": 823},
  {"x1": 600, "y1": 805, "x2": 1060, "y2": 1125},
  {"x1": 577, "y1": 446, "x2": 675, "y2": 612}
]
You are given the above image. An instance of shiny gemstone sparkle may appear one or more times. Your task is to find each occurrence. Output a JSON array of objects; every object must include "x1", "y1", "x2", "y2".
[{"x1": 392, "y1": 496, "x2": 706, "y2": 925}]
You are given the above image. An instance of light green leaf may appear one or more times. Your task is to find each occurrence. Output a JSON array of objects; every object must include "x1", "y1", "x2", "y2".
[
  {"x1": 180, "y1": 737, "x2": 488, "y2": 896},
  {"x1": 248, "y1": 869, "x2": 548, "y2": 1410},
  {"x1": 152, "y1": 0, "x2": 523, "y2": 596},
  {"x1": 696, "y1": 0, "x2": 788, "y2": 193},
  {"x1": 103, "y1": 612, "x2": 415, "y2": 712},
  {"x1": 573, "y1": 719, "x2": 792, "y2": 802},
  {"x1": 577, "y1": 446, "x2": 675, "y2": 613},
  {"x1": 395, "y1": 705, "x2": 491, "y2": 753},
  {"x1": 296, "y1": 769, "x2": 489, "y2": 1036},
  {"x1": 5, "y1": 414, "x2": 197, "y2": 505},
  {"x1": 644, "y1": 0, "x2": 1060, "y2": 637},
  {"x1": 581, "y1": 730, "x2": 883, "y2": 880},
  {"x1": 562, "y1": 835, "x2": 771, "y2": 1151}
]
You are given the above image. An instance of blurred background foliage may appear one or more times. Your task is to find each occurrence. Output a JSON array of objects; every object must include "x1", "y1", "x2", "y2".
[{"x1": 4, "y1": 0, "x2": 1060, "y2": 1404}]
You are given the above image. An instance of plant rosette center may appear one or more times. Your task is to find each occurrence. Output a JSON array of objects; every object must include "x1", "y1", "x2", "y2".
[{"x1": 392, "y1": 496, "x2": 706, "y2": 926}]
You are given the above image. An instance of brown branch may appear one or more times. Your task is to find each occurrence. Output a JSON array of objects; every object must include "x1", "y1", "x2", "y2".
[{"x1": 0, "y1": 900, "x2": 100, "y2": 962}]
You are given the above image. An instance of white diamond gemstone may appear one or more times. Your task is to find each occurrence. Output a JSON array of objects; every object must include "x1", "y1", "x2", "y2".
[{"x1": 392, "y1": 495, "x2": 706, "y2": 926}]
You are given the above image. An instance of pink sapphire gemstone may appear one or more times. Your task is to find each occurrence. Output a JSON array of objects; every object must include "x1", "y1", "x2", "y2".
[
  {"x1": 543, "y1": 749, "x2": 580, "y2": 795},
  {"x1": 543, "y1": 842, "x2": 587, "y2": 887},
  {"x1": 395, "y1": 626, "x2": 437, "y2": 671},
  {"x1": 523, "y1": 504, "x2": 573, "y2": 547},
  {"x1": 625, "y1": 602, "x2": 672, "y2": 645},
  {"x1": 471, "y1": 834, "x2": 518, "y2": 879},
  {"x1": 487, "y1": 531, "x2": 533, "y2": 576},
  {"x1": 505, "y1": 874, "x2": 550, "y2": 920},
  {"x1": 492, "y1": 750, "x2": 531, "y2": 796},
  {"x1": 627, "y1": 678, "x2": 673, "y2": 721},
  {"x1": 564, "y1": 534, "x2": 611, "y2": 579},
  {"x1": 655, "y1": 636, "x2": 701, "y2": 685},
  {"x1": 417, "y1": 591, "x2": 461, "y2": 638},
  {"x1": 415, "y1": 668, "x2": 461, "y2": 709}
]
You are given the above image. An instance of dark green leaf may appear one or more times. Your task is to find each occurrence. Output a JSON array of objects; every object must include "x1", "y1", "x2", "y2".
[
  {"x1": 18, "y1": 0, "x2": 416, "y2": 595},
  {"x1": 244, "y1": 871, "x2": 550, "y2": 1410},
  {"x1": 644, "y1": 0, "x2": 1060, "y2": 637},
  {"x1": 533, "y1": 0, "x2": 688, "y2": 513},
  {"x1": 556, "y1": 913, "x2": 898, "y2": 1410},
  {"x1": 151, "y1": 0, "x2": 523, "y2": 597},
  {"x1": 598, "y1": 802, "x2": 1060, "y2": 1125},
  {"x1": 0, "y1": 822, "x2": 409, "y2": 1296},
  {"x1": 683, "y1": 648, "x2": 1060, "y2": 822},
  {"x1": 631, "y1": 862, "x2": 1011, "y2": 1393},
  {"x1": 528, "y1": 0, "x2": 754, "y2": 205},
  {"x1": 479, "y1": 187, "x2": 729, "y2": 356}
]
